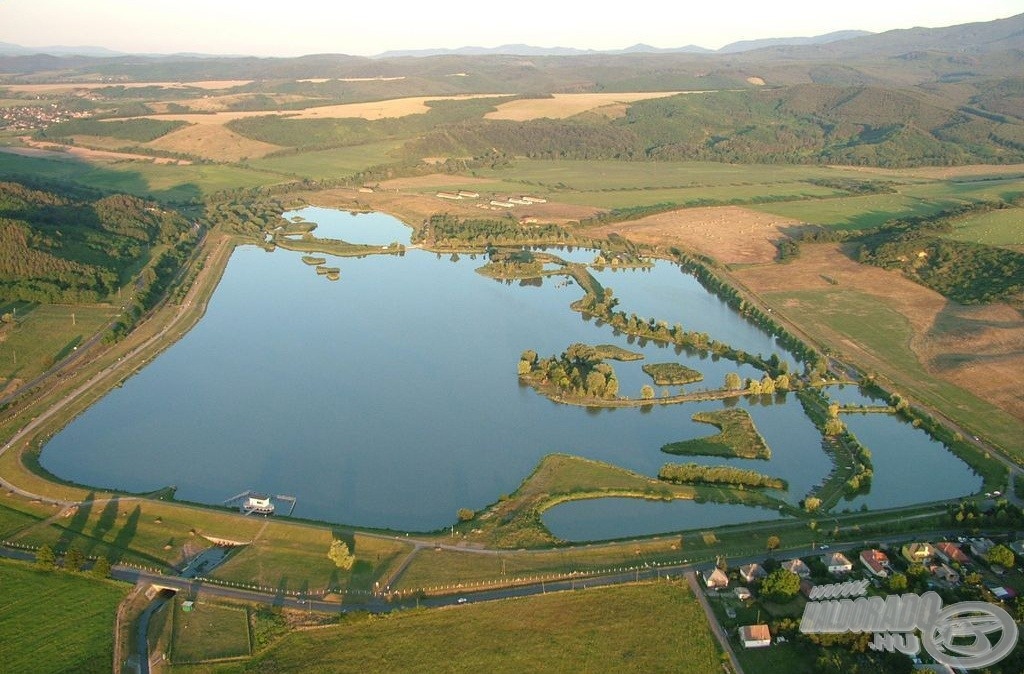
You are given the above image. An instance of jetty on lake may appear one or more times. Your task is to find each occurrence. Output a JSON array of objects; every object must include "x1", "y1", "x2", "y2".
[{"x1": 223, "y1": 490, "x2": 297, "y2": 517}]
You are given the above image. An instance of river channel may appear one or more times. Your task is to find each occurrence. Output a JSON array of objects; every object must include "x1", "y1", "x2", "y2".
[{"x1": 40, "y1": 208, "x2": 982, "y2": 538}]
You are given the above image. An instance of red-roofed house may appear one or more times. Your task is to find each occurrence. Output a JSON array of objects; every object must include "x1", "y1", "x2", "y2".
[
  {"x1": 935, "y1": 541, "x2": 970, "y2": 566},
  {"x1": 738, "y1": 624, "x2": 771, "y2": 649},
  {"x1": 860, "y1": 549, "x2": 890, "y2": 578}
]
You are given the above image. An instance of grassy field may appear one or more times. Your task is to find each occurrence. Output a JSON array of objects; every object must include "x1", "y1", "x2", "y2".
[
  {"x1": 0, "y1": 302, "x2": 118, "y2": 388},
  {"x1": 0, "y1": 152, "x2": 284, "y2": 200},
  {"x1": 239, "y1": 581, "x2": 722, "y2": 673},
  {"x1": 945, "y1": 207, "x2": 1024, "y2": 249},
  {"x1": 0, "y1": 497, "x2": 47, "y2": 538},
  {"x1": 0, "y1": 558, "x2": 128, "y2": 673},
  {"x1": 250, "y1": 141, "x2": 405, "y2": 179},
  {"x1": 209, "y1": 523, "x2": 412, "y2": 596},
  {"x1": 170, "y1": 599, "x2": 251, "y2": 664},
  {"x1": 763, "y1": 288, "x2": 1024, "y2": 456},
  {"x1": 9, "y1": 498, "x2": 266, "y2": 569},
  {"x1": 661, "y1": 409, "x2": 771, "y2": 460},
  {"x1": 468, "y1": 159, "x2": 899, "y2": 192}
]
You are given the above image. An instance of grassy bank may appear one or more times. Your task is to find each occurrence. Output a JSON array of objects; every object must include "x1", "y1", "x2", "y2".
[
  {"x1": 240, "y1": 581, "x2": 721, "y2": 674},
  {"x1": 661, "y1": 409, "x2": 771, "y2": 459}
]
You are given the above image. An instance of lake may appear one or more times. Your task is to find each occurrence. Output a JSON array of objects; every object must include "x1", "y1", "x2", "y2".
[{"x1": 39, "y1": 208, "x2": 982, "y2": 538}]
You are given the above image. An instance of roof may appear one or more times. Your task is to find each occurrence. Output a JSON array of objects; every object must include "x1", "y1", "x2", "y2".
[
  {"x1": 935, "y1": 541, "x2": 970, "y2": 564},
  {"x1": 704, "y1": 568, "x2": 729, "y2": 586},
  {"x1": 739, "y1": 563, "x2": 767, "y2": 580},
  {"x1": 860, "y1": 549, "x2": 889, "y2": 574},
  {"x1": 739, "y1": 624, "x2": 771, "y2": 643},
  {"x1": 902, "y1": 542, "x2": 935, "y2": 562},
  {"x1": 824, "y1": 552, "x2": 852, "y2": 568},
  {"x1": 782, "y1": 558, "x2": 810, "y2": 575}
]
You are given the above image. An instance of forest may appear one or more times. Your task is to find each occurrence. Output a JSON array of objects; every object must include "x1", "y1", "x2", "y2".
[{"x1": 0, "y1": 181, "x2": 194, "y2": 304}]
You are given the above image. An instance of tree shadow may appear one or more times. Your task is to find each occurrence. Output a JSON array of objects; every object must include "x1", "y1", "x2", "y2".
[
  {"x1": 56, "y1": 491, "x2": 94, "y2": 553},
  {"x1": 109, "y1": 504, "x2": 140, "y2": 564},
  {"x1": 86, "y1": 497, "x2": 120, "y2": 557}
]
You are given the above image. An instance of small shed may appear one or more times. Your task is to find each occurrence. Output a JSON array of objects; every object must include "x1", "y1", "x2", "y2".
[{"x1": 738, "y1": 624, "x2": 771, "y2": 648}]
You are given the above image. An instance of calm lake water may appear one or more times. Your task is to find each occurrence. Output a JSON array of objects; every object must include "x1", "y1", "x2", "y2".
[{"x1": 40, "y1": 208, "x2": 982, "y2": 537}]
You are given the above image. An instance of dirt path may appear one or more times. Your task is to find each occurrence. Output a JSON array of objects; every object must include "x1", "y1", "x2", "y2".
[{"x1": 686, "y1": 570, "x2": 744, "y2": 674}]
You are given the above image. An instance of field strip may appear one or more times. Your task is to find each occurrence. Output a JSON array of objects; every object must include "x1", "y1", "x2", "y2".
[
  {"x1": 484, "y1": 91, "x2": 703, "y2": 121},
  {"x1": 135, "y1": 93, "x2": 509, "y2": 125}
]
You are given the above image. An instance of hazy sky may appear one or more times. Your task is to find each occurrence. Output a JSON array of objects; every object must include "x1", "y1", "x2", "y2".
[{"x1": 1, "y1": 0, "x2": 1021, "y2": 56}]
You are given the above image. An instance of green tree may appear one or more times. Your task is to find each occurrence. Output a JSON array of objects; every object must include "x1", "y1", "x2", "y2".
[
  {"x1": 35, "y1": 544, "x2": 56, "y2": 570},
  {"x1": 766, "y1": 535, "x2": 781, "y2": 552},
  {"x1": 327, "y1": 539, "x2": 355, "y2": 570},
  {"x1": 987, "y1": 544, "x2": 1015, "y2": 568},
  {"x1": 457, "y1": 508, "x2": 475, "y2": 522},
  {"x1": 91, "y1": 557, "x2": 112, "y2": 579},
  {"x1": 823, "y1": 417, "x2": 846, "y2": 436},
  {"x1": 803, "y1": 496, "x2": 822, "y2": 513},
  {"x1": 760, "y1": 568, "x2": 800, "y2": 601},
  {"x1": 724, "y1": 372, "x2": 742, "y2": 390},
  {"x1": 640, "y1": 385, "x2": 654, "y2": 400},
  {"x1": 64, "y1": 547, "x2": 85, "y2": 572},
  {"x1": 887, "y1": 572, "x2": 908, "y2": 592}
]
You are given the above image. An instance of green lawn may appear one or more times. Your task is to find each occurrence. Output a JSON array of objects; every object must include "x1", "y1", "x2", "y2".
[
  {"x1": 241, "y1": 581, "x2": 722, "y2": 673},
  {"x1": 0, "y1": 558, "x2": 128, "y2": 673},
  {"x1": 170, "y1": 599, "x2": 251, "y2": 664},
  {"x1": 0, "y1": 302, "x2": 118, "y2": 386}
]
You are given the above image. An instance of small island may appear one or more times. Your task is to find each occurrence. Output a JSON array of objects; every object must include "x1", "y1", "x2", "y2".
[
  {"x1": 642, "y1": 362, "x2": 704, "y2": 386},
  {"x1": 302, "y1": 255, "x2": 327, "y2": 266},
  {"x1": 661, "y1": 409, "x2": 771, "y2": 460},
  {"x1": 658, "y1": 463, "x2": 786, "y2": 490},
  {"x1": 594, "y1": 345, "x2": 644, "y2": 361}
]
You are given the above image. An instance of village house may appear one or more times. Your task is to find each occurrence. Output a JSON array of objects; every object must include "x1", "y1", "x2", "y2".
[
  {"x1": 822, "y1": 552, "x2": 853, "y2": 575},
  {"x1": 902, "y1": 542, "x2": 935, "y2": 564},
  {"x1": 738, "y1": 624, "x2": 771, "y2": 649},
  {"x1": 929, "y1": 562, "x2": 960, "y2": 584},
  {"x1": 703, "y1": 568, "x2": 729, "y2": 589},
  {"x1": 934, "y1": 541, "x2": 971, "y2": 566},
  {"x1": 969, "y1": 538, "x2": 995, "y2": 559},
  {"x1": 860, "y1": 549, "x2": 890, "y2": 578},
  {"x1": 739, "y1": 563, "x2": 767, "y2": 584},
  {"x1": 734, "y1": 586, "x2": 753, "y2": 601},
  {"x1": 781, "y1": 558, "x2": 811, "y2": 578}
]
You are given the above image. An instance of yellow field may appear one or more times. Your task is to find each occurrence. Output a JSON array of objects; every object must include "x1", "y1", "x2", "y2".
[
  {"x1": 484, "y1": 92, "x2": 690, "y2": 121},
  {"x1": 146, "y1": 123, "x2": 282, "y2": 161},
  {"x1": 137, "y1": 94, "x2": 506, "y2": 126}
]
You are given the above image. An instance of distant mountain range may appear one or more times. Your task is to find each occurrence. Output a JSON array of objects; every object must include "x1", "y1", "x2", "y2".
[
  {"x1": 0, "y1": 29, "x2": 876, "y2": 60},
  {"x1": 373, "y1": 31, "x2": 873, "y2": 58}
]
